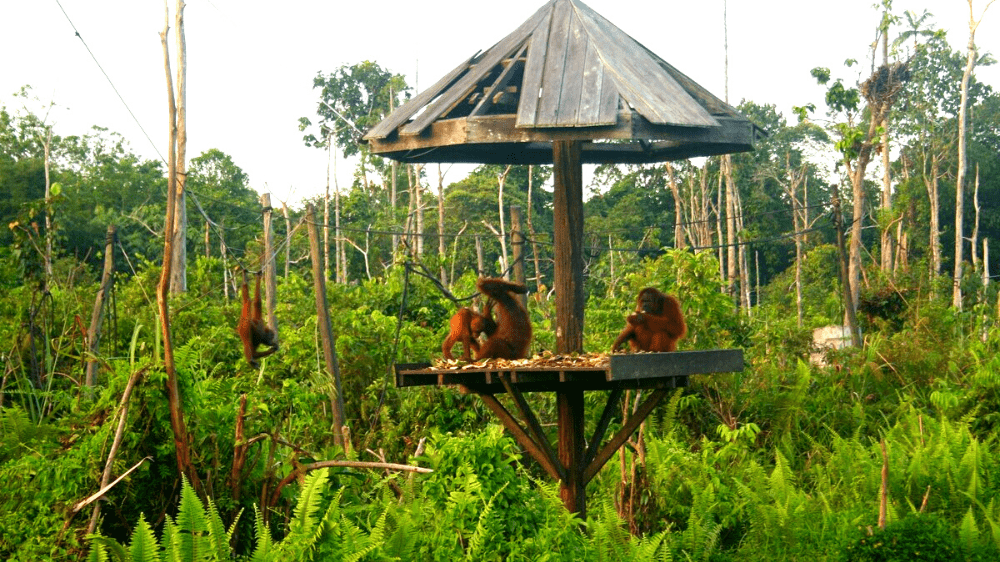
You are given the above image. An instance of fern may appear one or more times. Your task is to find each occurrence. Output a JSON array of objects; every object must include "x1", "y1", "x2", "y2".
[
  {"x1": 173, "y1": 476, "x2": 209, "y2": 561},
  {"x1": 344, "y1": 509, "x2": 389, "y2": 562},
  {"x1": 960, "y1": 507, "x2": 980, "y2": 554},
  {"x1": 290, "y1": 467, "x2": 329, "y2": 536},
  {"x1": 128, "y1": 514, "x2": 160, "y2": 562},
  {"x1": 464, "y1": 482, "x2": 506, "y2": 560},
  {"x1": 87, "y1": 535, "x2": 127, "y2": 562},
  {"x1": 249, "y1": 506, "x2": 274, "y2": 562}
]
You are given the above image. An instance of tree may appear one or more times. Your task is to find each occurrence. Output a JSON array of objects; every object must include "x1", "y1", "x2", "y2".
[
  {"x1": 187, "y1": 148, "x2": 261, "y2": 263},
  {"x1": 300, "y1": 61, "x2": 409, "y2": 277},
  {"x1": 953, "y1": 0, "x2": 995, "y2": 309}
]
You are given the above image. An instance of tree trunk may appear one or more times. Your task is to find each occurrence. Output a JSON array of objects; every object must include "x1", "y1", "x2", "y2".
[
  {"x1": 158, "y1": 2, "x2": 199, "y2": 490},
  {"x1": 510, "y1": 205, "x2": 527, "y2": 310},
  {"x1": 282, "y1": 202, "x2": 291, "y2": 279},
  {"x1": 954, "y1": 0, "x2": 984, "y2": 309},
  {"x1": 169, "y1": 2, "x2": 188, "y2": 295},
  {"x1": 526, "y1": 165, "x2": 545, "y2": 291},
  {"x1": 833, "y1": 184, "x2": 862, "y2": 347},
  {"x1": 261, "y1": 194, "x2": 278, "y2": 343},
  {"x1": 924, "y1": 153, "x2": 942, "y2": 281},
  {"x1": 415, "y1": 164, "x2": 424, "y2": 258},
  {"x1": 437, "y1": 164, "x2": 448, "y2": 287},
  {"x1": 723, "y1": 156, "x2": 738, "y2": 303},
  {"x1": 391, "y1": 161, "x2": 399, "y2": 254},
  {"x1": 324, "y1": 141, "x2": 331, "y2": 281},
  {"x1": 496, "y1": 166, "x2": 512, "y2": 278},
  {"x1": 43, "y1": 129, "x2": 53, "y2": 284},
  {"x1": 880, "y1": 29, "x2": 895, "y2": 274},
  {"x1": 334, "y1": 146, "x2": 345, "y2": 283},
  {"x1": 666, "y1": 163, "x2": 685, "y2": 249}
]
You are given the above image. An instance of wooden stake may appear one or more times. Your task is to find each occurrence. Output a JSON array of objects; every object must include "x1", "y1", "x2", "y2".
[
  {"x1": 306, "y1": 204, "x2": 345, "y2": 447},
  {"x1": 85, "y1": 225, "x2": 116, "y2": 388}
]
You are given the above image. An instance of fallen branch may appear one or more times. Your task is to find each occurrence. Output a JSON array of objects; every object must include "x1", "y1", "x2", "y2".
[{"x1": 269, "y1": 459, "x2": 432, "y2": 505}]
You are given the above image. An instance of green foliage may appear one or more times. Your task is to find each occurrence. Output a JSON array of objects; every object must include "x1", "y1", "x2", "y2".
[{"x1": 839, "y1": 514, "x2": 959, "y2": 561}]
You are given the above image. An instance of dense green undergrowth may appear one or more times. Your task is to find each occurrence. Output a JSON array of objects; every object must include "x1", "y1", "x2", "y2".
[{"x1": 4, "y1": 250, "x2": 1000, "y2": 560}]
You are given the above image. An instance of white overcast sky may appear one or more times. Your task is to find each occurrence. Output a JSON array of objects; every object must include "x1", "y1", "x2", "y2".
[{"x1": 2, "y1": 0, "x2": 998, "y2": 206}]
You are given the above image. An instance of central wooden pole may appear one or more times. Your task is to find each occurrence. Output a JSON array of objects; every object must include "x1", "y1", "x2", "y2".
[
  {"x1": 552, "y1": 140, "x2": 585, "y2": 354},
  {"x1": 558, "y1": 387, "x2": 586, "y2": 518}
]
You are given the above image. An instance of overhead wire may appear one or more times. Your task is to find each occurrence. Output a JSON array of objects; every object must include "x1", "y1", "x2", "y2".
[{"x1": 53, "y1": 0, "x2": 166, "y2": 164}]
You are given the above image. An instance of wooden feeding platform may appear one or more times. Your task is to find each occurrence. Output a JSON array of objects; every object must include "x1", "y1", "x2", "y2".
[{"x1": 395, "y1": 349, "x2": 743, "y2": 519}]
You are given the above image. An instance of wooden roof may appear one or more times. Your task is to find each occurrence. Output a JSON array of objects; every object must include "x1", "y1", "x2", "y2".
[{"x1": 364, "y1": 0, "x2": 758, "y2": 164}]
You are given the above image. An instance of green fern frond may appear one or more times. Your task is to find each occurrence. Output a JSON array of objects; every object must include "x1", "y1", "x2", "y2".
[
  {"x1": 160, "y1": 515, "x2": 179, "y2": 560},
  {"x1": 465, "y1": 481, "x2": 506, "y2": 560},
  {"x1": 961, "y1": 438, "x2": 983, "y2": 501},
  {"x1": 174, "y1": 476, "x2": 209, "y2": 561},
  {"x1": 249, "y1": 506, "x2": 273, "y2": 562},
  {"x1": 87, "y1": 535, "x2": 128, "y2": 562},
  {"x1": 632, "y1": 529, "x2": 671, "y2": 562},
  {"x1": 343, "y1": 509, "x2": 388, "y2": 562},
  {"x1": 205, "y1": 497, "x2": 233, "y2": 561},
  {"x1": 128, "y1": 513, "x2": 161, "y2": 562},
  {"x1": 960, "y1": 507, "x2": 980, "y2": 553},
  {"x1": 290, "y1": 467, "x2": 329, "y2": 536}
]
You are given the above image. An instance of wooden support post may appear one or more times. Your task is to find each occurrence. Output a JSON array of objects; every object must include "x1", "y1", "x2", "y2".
[
  {"x1": 552, "y1": 140, "x2": 584, "y2": 354},
  {"x1": 306, "y1": 204, "x2": 346, "y2": 447},
  {"x1": 510, "y1": 205, "x2": 528, "y2": 309},
  {"x1": 86, "y1": 225, "x2": 116, "y2": 388},
  {"x1": 557, "y1": 387, "x2": 586, "y2": 518}
]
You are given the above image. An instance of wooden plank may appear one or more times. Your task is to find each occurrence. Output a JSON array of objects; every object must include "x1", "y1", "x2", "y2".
[
  {"x1": 553, "y1": 8, "x2": 588, "y2": 126},
  {"x1": 535, "y1": 0, "x2": 572, "y2": 126},
  {"x1": 608, "y1": 349, "x2": 744, "y2": 380},
  {"x1": 515, "y1": 5, "x2": 553, "y2": 127},
  {"x1": 370, "y1": 113, "x2": 754, "y2": 160},
  {"x1": 583, "y1": 387, "x2": 669, "y2": 484},
  {"x1": 572, "y1": 1, "x2": 717, "y2": 127},
  {"x1": 471, "y1": 44, "x2": 528, "y2": 117},
  {"x1": 499, "y1": 374, "x2": 565, "y2": 480},
  {"x1": 576, "y1": 38, "x2": 609, "y2": 126},
  {"x1": 401, "y1": 3, "x2": 549, "y2": 136},
  {"x1": 478, "y1": 392, "x2": 563, "y2": 481},
  {"x1": 597, "y1": 70, "x2": 620, "y2": 125},
  {"x1": 364, "y1": 53, "x2": 477, "y2": 140},
  {"x1": 583, "y1": 387, "x2": 622, "y2": 468}
]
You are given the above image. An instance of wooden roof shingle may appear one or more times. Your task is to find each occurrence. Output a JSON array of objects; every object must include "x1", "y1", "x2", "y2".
[{"x1": 364, "y1": 0, "x2": 758, "y2": 164}]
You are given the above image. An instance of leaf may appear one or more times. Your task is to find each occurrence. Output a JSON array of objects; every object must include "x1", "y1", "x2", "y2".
[{"x1": 128, "y1": 513, "x2": 162, "y2": 562}]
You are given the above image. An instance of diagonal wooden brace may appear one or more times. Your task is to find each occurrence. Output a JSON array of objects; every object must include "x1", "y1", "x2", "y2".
[
  {"x1": 582, "y1": 387, "x2": 669, "y2": 484},
  {"x1": 475, "y1": 391, "x2": 564, "y2": 482},
  {"x1": 583, "y1": 387, "x2": 623, "y2": 468},
  {"x1": 498, "y1": 374, "x2": 565, "y2": 480}
]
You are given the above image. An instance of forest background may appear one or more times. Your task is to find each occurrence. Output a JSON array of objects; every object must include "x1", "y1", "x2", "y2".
[{"x1": 4, "y1": 0, "x2": 1000, "y2": 560}]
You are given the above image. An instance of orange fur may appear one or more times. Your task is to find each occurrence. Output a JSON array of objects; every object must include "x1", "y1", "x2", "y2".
[
  {"x1": 611, "y1": 288, "x2": 686, "y2": 352},
  {"x1": 238, "y1": 273, "x2": 279, "y2": 367},
  {"x1": 442, "y1": 303, "x2": 497, "y2": 361},
  {"x1": 475, "y1": 277, "x2": 532, "y2": 360}
]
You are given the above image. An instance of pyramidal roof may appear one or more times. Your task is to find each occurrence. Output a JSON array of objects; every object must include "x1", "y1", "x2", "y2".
[{"x1": 364, "y1": 0, "x2": 757, "y2": 164}]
